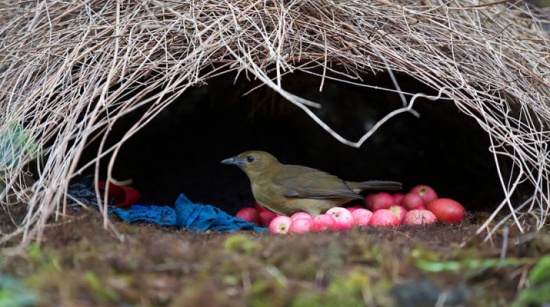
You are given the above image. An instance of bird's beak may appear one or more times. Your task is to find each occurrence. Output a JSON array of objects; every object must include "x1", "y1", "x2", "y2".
[{"x1": 221, "y1": 156, "x2": 243, "y2": 166}]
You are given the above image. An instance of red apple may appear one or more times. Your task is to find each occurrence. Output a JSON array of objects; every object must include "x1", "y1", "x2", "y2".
[
  {"x1": 410, "y1": 185, "x2": 438, "y2": 205},
  {"x1": 392, "y1": 193, "x2": 405, "y2": 206},
  {"x1": 236, "y1": 207, "x2": 261, "y2": 225},
  {"x1": 269, "y1": 216, "x2": 292, "y2": 234},
  {"x1": 369, "y1": 209, "x2": 400, "y2": 227},
  {"x1": 351, "y1": 208, "x2": 373, "y2": 227},
  {"x1": 365, "y1": 192, "x2": 394, "y2": 211},
  {"x1": 290, "y1": 212, "x2": 313, "y2": 220},
  {"x1": 326, "y1": 207, "x2": 354, "y2": 230},
  {"x1": 389, "y1": 205, "x2": 407, "y2": 222},
  {"x1": 313, "y1": 214, "x2": 338, "y2": 231},
  {"x1": 259, "y1": 211, "x2": 278, "y2": 227},
  {"x1": 402, "y1": 193, "x2": 424, "y2": 210},
  {"x1": 402, "y1": 210, "x2": 437, "y2": 225},
  {"x1": 289, "y1": 218, "x2": 314, "y2": 234},
  {"x1": 426, "y1": 198, "x2": 465, "y2": 223}
]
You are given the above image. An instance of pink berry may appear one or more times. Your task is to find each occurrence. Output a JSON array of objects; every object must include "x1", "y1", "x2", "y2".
[
  {"x1": 369, "y1": 209, "x2": 400, "y2": 227},
  {"x1": 402, "y1": 193, "x2": 425, "y2": 210},
  {"x1": 346, "y1": 206, "x2": 363, "y2": 213},
  {"x1": 409, "y1": 185, "x2": 438, "y2": 205},
  {"x1": 268, "y1": 216, "x2": 292, "y2": 234},
  {"x1": 402, "y1": 209, "x2": 437, "y2": 225},
  {"x1": 365, "y1": 192, "x2": 394, "y2": 211},
  {"x1": 326, "y1": 207, "x2": 354, "y2": 230},
  {"x1": 389, "y1": 205, "x2": 407, "y2": 222},
  {"x1": 313, "y1": 214, "x2": 338, "y2": 231},
  {"x1": 392, "y1": 193, "x2": 405, "y2": 205},
  {"x1": 290, "y1": 212, "x2": 313, "y2": 220},
  {"x1": 352, "y1": 208, "x2": 373, "y2": 227},
  {"x1": 289, "y1": 218, "x2": 314, "y2": 234}
]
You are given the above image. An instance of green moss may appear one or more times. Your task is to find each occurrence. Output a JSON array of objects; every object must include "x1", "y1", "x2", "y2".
[
  {"x1": 27, "y1": 243, "x2": 43, "y2": 265},
  {"x1": 328, "y1": 270, "x2": 369, "y2": 295},
  {"x1": 26, "y1": 243, "x2": 61, "y2": 274},
  {"x1": 3, "y1": 215, "x2": 543, "y2": 306},
  {"x1": 291, "y1": 291, "x2": 324, "y2": 307},
  {"x1": 222, "y1": 274, "x2": 240, "y2": 286},
  {"x1": 223, "y1": 234, "x2": 261, "y2": 254},
  {"x1": 292, "y1": 270, "x2": 383, "y2": 307},
  {"x1": 173, "y1": 277, "x2": 240, "y2": 307},
  {"x1": 84, "y1": 271, "x2": 120, "y2": 303},
  {"x1": 326, "y1": 271, "x2": 368, "y2": 305},
  {"x1": 528, "y1": 255, "x2": 550, "y2": 283},
  {"x1": 513, "y1": 255, "x2": 550, "y2": 306},
  {"x1": 249, "y1": 278, "x2": 289, "y2": 307},
  {"x1": 411, "y1": 246, "x2": 441, "y2": 263}
]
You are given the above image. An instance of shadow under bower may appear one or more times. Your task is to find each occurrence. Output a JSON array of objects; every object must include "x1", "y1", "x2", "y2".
[{"x1": 79, "y1": 71, "x2": 507, "y2": 215}]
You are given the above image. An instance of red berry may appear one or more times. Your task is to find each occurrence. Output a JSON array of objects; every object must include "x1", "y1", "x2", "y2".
[
  {"x1": 426, "y1": 198, "x2": 465, "y2": 223},
  {"x1": 402, "y1": 193, "x2": 424, "y2": 210},
  {"x1": 236, "y1": 207, "x2": 261, "y2": 225},
  {"x1": 409, "y1": 185, "x2": 438, "y2": 205},
  {"x1": 365, "y1": 192, "x2": 394, "y2": 211}
]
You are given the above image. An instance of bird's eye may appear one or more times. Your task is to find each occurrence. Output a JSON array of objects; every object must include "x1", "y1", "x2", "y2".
[{"x1": 246, "y1": 156, "x2": 255, "y2": 163}]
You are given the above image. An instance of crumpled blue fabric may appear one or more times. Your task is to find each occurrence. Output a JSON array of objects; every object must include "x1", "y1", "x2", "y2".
[
  {"x1": 110, "y1": 194, "x2": 267, "y2": 232},
  {"x1": 110, "y1": 204, "x2": 176, "y2": 226}
]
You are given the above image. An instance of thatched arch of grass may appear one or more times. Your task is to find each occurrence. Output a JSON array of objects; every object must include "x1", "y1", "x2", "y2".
[{"x1": 0, "y1": 0, "x2": 548, "y2": 248}]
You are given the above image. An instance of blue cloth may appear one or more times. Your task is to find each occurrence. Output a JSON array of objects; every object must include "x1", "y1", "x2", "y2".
[{"x1": 110, "y1": 194, "x2": 267, "y2": 232}]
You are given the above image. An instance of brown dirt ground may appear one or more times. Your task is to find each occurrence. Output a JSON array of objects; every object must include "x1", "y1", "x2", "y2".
[{"x1": 1, "y1": 205, "x2": 549, "y2": 307}]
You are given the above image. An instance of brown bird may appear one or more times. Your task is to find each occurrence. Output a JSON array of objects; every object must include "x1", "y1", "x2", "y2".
[{"x1": 221, "y1": 151, "x2": 402, "y2": 217}]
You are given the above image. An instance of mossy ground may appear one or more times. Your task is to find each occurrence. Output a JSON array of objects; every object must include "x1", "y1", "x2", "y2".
[{"x1": 1, "y1": 208, "x2": 549, "y2": 307}]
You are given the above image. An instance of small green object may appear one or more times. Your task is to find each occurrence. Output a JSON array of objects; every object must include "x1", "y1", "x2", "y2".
[
  {"x1": 415, "y1": 257, "x2": 531, "y2": 273},
  {"x1": 223, "y1": 234, "x2": 261, "y2": 254},
  {"x1": 513, "y1": 255, "x2": 550, "y2": 306},
  {"x1": 528, "y1": 254, "x2": 550, "y2": 283},
  {"x1": 0, "y1": 275, "x2": 36, "y2": 307},
  {"x1": 84, "y1": 271, "x2": 119, "y2": 302},
  {"x1": 0, "y1": 123, "x2": 40, "y2": 174}
]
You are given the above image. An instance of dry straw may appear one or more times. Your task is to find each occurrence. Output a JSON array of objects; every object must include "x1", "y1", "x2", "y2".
[{"x1": 0, "y1": 0, "x2": 549, "y2": 249}]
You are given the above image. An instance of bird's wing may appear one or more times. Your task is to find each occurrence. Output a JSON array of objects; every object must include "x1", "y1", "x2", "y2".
[{"x1": 273, "y1": 165, "x2": 363, "y2": 200}]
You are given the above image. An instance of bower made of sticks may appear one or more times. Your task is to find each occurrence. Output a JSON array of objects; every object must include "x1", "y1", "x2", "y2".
[{"x1": 1, "y1": 0, "x2": 549, "y2": 247}]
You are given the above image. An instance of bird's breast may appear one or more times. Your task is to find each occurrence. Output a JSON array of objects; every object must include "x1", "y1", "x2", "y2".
[{"x1": 250, "y1": 181, "x2": 284, "y2": 209}]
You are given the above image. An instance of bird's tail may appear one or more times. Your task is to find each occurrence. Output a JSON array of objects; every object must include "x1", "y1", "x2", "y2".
[{"x1": 347, "y1": 180, "x2": 402, "y2": 192}]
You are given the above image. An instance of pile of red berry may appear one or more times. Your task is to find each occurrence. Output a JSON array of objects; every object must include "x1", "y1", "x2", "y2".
[{"x1": 235, "y1": 185, "x2": 466, "y2": 234}]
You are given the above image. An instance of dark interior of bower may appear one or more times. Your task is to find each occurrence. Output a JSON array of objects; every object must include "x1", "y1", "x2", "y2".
[{"x1": 77, "y1": 71, "x2": 508, "y2": 215}]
